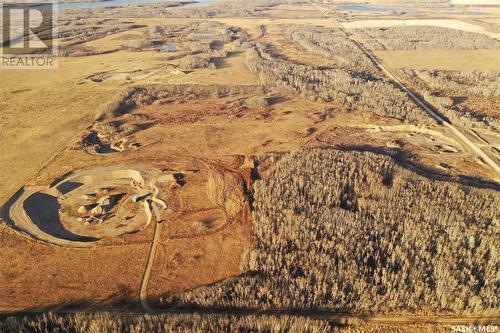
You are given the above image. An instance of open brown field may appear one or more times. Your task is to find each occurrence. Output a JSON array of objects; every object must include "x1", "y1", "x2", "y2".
[
  {"x1": 0, "y1": 1, "x2": 499, "y2": 330},
  {"x1": 375, "y1": 49, "x2": 500, "y2": 71},
  {"x1": 0, "y1": 222, "x2": 151, "y2": 311}
]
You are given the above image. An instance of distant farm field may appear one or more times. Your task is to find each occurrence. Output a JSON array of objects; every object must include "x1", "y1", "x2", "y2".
[{"x1": 375, "y1": 49, "x2": 500, "y2": 71}]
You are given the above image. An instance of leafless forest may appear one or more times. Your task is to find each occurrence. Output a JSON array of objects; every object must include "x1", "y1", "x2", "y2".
[
  {"x1": 245, "y1": 45, "x2": 431, "y2": 124},
  {"x1": 397, "y1": 69, "x2": 500, "y2": 130},
  {"x1": 60, "y1": 0, "x2": 304, "y2": 19},
  {"x1": 163, "y1": 149, "x2": 499, "y2": 313},
  {"x1": 356, "y1": 26, "x2": 500, "y2": 51},
  {"x1": 0, "y1": 312, "x2": 335, "y2": 333},
  {"x1": 411, "y1": 70, "x2": 500, "y2": 98},
  {"x1": 286, "y1": 25, "x2": 375, "y2": 72}
]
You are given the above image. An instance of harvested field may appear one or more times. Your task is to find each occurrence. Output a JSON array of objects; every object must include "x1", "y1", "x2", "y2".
[{"x1": 375, "y1": 49, "x2": 500, "y2": 71}]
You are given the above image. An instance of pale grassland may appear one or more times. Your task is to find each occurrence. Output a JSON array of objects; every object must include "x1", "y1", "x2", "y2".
[
  {"x1": 482, "y1": 18, "x2": 500, "y2": 28},
  {"x1": 375, "y1": 49, "x2": 500, "y2": 71},
  {"x1": 173, "y1": 51, "x2": 259, "y2": 86},
  {"x1": 0, "y1": 50, "x2": 160, "y2": 204},
  {"x1": 0, "y1": 222, "x2": 152, "y2": 311},
  {"x1": 80, "y1": 28, "x2": 149, "y2": 52},
  {"x1": 0, "y1": 38, "x2": 257, "y2": 205}
]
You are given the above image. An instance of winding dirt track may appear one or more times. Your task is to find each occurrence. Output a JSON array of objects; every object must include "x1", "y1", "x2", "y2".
[
  {"x1": 139, "y1": 213, "x2": 161, "y2": 313},
  {"x1": 139, "y1": 182, "x2": 167, "y2": 312},
  {"x1": 313, "y1": 3, "x2": 500, "y2": 180}
]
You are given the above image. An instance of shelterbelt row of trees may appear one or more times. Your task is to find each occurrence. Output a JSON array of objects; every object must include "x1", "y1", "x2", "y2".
[{"x1": 163, "y1": 149, "x2": 499, "y2": 313}]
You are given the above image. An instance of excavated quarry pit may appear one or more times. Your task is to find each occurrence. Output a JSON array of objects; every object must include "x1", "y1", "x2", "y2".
[{"x1": 7, "y1": 166, "x2": 172, "y2": 247}]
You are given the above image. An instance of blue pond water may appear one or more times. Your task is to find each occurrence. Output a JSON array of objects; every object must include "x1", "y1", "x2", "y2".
[
  {"x1": 159, "y1": 42, "x2": 178, "y2": 52},
  {"x1": 336, "y1": 4, "x2": 415, "y2": 13}
]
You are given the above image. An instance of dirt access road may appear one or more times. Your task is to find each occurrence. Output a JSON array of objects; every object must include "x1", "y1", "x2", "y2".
[{"x1": 313, "y1": 3, "x2": 500, "y2": 181}]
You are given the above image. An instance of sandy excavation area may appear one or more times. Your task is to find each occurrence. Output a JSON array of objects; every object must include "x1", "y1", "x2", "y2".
[{"x1": 6, "y1": 167, "x2": 171, "y2": 247}]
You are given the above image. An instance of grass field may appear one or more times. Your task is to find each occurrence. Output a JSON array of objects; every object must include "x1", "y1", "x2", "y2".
[
  {"x1": 0, "y1": 222, "x2": 151, "y2": 311},
  {"x1": 375, "y1": 49, "x2": 500, "y2": 71}
]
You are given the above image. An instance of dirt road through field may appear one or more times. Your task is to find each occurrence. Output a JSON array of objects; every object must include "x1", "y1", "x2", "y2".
[{"x1": 139, "y1": 182, "x2": 167, "y2": 312}]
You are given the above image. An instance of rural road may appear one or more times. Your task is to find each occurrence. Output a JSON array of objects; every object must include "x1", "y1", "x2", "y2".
[
  {"x1": 139, "y1": 204, "x2": 162, "y2": 313},
  {"x1": 139, "y1": 182, "x2": 167, "y2": 313},
  {"x1": 313, "y1": 3, "x2": 500, "y2": 180}
]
